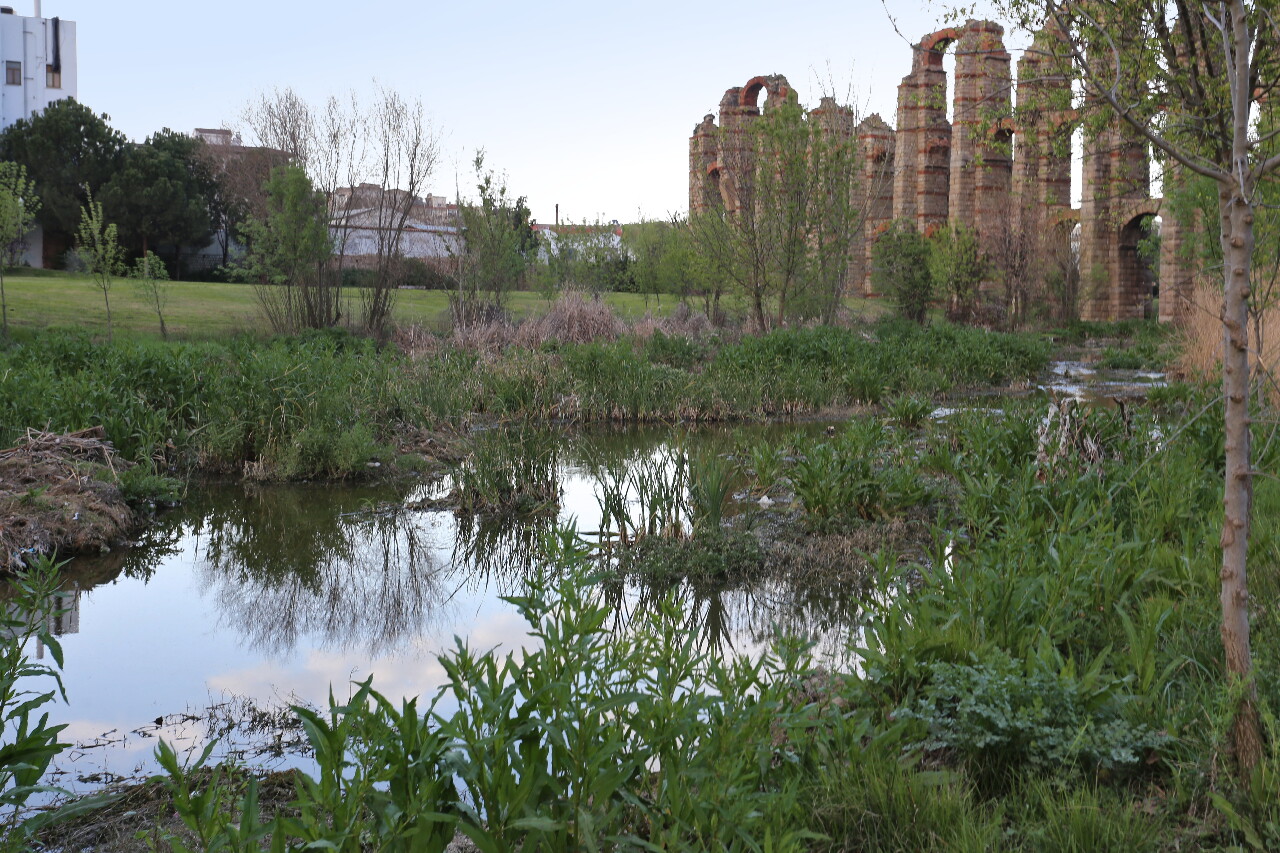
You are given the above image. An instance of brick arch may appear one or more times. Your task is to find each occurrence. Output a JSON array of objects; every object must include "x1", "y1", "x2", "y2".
[
  {"x1": 920, "y1": 27, "x2": 960, "y2": 53},
  {"x1": 914, "y1": 27, "x2": 960, "y2": 70},
  {"x1": 706, "y1": 164, "x2": 737, "y2": 212},
  {"x1": 1117, "y1": 210, "x2": 1160, "y2": 319},
  {"x1": 740, "y1": 75, "x2": 792, "y2": 111}
]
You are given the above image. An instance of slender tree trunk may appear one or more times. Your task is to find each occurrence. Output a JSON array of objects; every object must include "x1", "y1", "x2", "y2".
[
  {"x1": 1, "y1": 274, "x2": 7, "y2": 337},
  {"x1": 752, "y1": 290, "x2": 767, "y2": 332},
  {"x1": 1217, "y1": 0, "x2": 1262, "y2": 774},
  {"x1": 1219, "y1": 179, "x2": 1262, "y2": 773},
  {"x1": 102, "y1": 283, "x2": 113, "y2": 344}
]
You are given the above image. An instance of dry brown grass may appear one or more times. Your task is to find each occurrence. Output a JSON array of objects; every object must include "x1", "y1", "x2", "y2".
[
  {"x1": 514, "y1": 289, "x2": 626, "y2": 348},
  {"x1": 1174, "y1": 277, "x2": 1280, "y2": 402},
  {"x1": 632, "y1": 301, "x2": 717, "y2": 340},
  {"x1": 395, "y1": 293, "x2": 726, "y2": 358}
]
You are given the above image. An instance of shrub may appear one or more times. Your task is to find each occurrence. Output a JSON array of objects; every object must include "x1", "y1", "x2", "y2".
[
  {"x1": 900, "y1": 654, "x2": 1169, "y2": 787},
  {"x1": 873, "y1": 219, "x2": 933, "y2": 324},
  {"x1": 928, "y1": 223, "x2": 985, "y2": 321}
]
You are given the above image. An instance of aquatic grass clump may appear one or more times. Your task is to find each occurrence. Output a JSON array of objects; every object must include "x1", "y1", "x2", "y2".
[
  {"x1": 884, "y1": 392, "x2": 934, "y2": 429},
  {"x1": 748, "y1": 440, "x2": 786, "y2": 496},
  {"x1": 590, "y1": 444, "x2": 690, "y2": 546},
  {"x1": 686, "y1": 450, "x2": 743, "y2": 535},
  {"x1": 452, "y1": 428, "x2": 560, "y2": 516},
  {"x1": 789, "y1": 421, "x2": 932, "y2": 528}
]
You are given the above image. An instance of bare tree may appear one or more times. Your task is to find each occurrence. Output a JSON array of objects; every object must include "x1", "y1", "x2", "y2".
[
  {"x1": 241, "y1": 87, "x2": 314, "y2": 172},
  {"x1": 360, "y1": 86, "x2": 438, "y2": 335},
  {"x1": 238, "y1": 85, "x2": 440, "y2": 335},
  {"x1": 313, "y1": 92, "x2": 368, "y2": 285}
]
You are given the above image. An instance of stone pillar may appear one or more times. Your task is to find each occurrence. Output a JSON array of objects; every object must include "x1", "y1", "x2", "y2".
[
  {"x1": 715, "y1": 87, "x2": 753, "y2": 214},
  {"x1": 857, "y1": 114, "x2": 895, "y2": 295},
  {"x1": 949, "y1": 20, "x2": 1012, "y2": 252},
  {"x1": 689, "y1": 114, "x2": 719, "y2": 214},
  {"x1": 895, "y1": 31, "x2": 955, "y2": 230},
  {"x1": 812, "y1": 97, "x2": 859, "y2": 297},
  {"x1": 1158, "y1": 170, "x2": 1197, "y2": 323},
  {"x1": 1079, "y1": 125, "x2": 1113, "y2": 321}
]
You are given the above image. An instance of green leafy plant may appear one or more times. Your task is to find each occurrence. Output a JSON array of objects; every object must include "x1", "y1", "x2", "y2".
[
  {"x1": 885, "y1": 392, "x2": 934, "y2": 429},
  {"x1": 872, "y1": 219, "x2": 933, "y2": 324},
  {"x1": 899, "y1": 653, "x2": 1169, "y2": 788},
  {"x1": 0, "y1": 557, "x2": 117, "y2": 845},
  {"x1": 75, "y1": 188, "x2": 126, "y2": 342}
]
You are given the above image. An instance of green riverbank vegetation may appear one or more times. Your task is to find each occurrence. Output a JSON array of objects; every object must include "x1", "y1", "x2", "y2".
[
  {"x1": 7, "y1": 385, "x2": 1279, "y2": 850},
  {"x1": 0, "y1": 314, "x2": 1050, "y2": 483}
]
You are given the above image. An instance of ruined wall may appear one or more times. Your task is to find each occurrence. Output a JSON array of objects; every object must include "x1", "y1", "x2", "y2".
[
  {"x1": 857, "y1": 114, "x2": 896, "y2": 296},
  {"x1": 894, "y1": 29, "x2": 954, "y2": 232},
  {"x1": 690, "y1": 20, "x2": 1195, "y2": 322}
]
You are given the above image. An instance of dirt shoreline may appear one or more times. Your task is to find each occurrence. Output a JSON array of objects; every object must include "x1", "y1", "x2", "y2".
[{"x1": 0, "y1": 427, "x2": 141, "y2": 572}]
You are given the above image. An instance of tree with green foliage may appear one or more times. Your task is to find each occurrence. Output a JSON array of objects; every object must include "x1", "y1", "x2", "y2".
[
  {"x1": 239, "y1": 165, "x2": 334, "y2": 332},
  {"x1": 0, "y1": 99, "x2": 125, "y2": 261},
  {"x1": 964, "y1": 0, "x2": 1280, "y2": 773},
  {"x1": 625, "y1": 217, "x2": 711, "y2": 307},
  {"x1": 455, "y1": 151, "x2": 538, "y2": 319},
  {"x1": 536, "y1": 220, "x2": 633, "y2": 296},
  {"x1": 0, "y1": 163, "x2": 39, "y2": 337},
  {"x1": 130, "y1": 250, "x2": 171, "y2": 340},
  {"x1": 691, "y1": 96, "x2": 860, "y2": 327},
  {"x1": 928, "y1": 223, "x2": 986, "y2": 322},
  {"x1": 99, "y1": 129, "x2": 217, "y2": 276},
  {"x1": 76, "y1": 188, "x2": 125, "y2": 343},
  {"x1": 873, "y1": 219, "x2": 933, "y2": 324},
  {"x1": 688, "y1": 95, "x2": 861, "y2": 330}
]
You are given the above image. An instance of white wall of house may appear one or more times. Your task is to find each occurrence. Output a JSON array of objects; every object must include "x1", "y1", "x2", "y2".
[
  {"x1": 0, "y1": 7, "x2": 76, "y2": 131},
  {"x1": 0, "y1": 6, "x2": 76, "y2": 268}
]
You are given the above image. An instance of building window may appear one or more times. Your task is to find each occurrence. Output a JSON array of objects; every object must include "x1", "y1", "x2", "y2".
[
  {"x1": 45, "y1": 64, "x2": 59, "y2": 88},
  {"x1": 5, "y1": 61, "x2": 19, "y2": 86}
]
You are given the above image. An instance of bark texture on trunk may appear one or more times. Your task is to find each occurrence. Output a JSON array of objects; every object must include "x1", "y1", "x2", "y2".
[{"x1": 1218, "y1": 0, "x2": 1261, "y2": 774}]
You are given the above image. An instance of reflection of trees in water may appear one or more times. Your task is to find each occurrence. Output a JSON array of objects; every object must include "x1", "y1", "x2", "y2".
[
  {"x1": 451, "y1": 512, "x2": 556, "y2": 596},
  {"x1": 0, "y1": 515, "x2": 186, "y2": 641},
  {"x1": 194, "y1": 484, "x2": 453, "y2": 658},
  {"x1": 604, "y1": 574, "x2": 868, "y2": 663}
]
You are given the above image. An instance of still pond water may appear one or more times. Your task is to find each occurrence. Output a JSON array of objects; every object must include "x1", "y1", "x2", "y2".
[
  {"x1": 33, "y1": 363, "x2": 1162, "y2": 795},
  {"x1": 40, "y1": 425, "x2": 864, "y2": 795}
]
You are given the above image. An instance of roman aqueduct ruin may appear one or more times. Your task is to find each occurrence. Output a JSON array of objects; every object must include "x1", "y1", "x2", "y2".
[{"x1": 688, "y1": 21, "x2": 1196, "y2": 323}]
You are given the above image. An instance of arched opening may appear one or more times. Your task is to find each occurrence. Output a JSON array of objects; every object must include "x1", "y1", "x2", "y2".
[
  {"x1": 705, "y1": 165, "x2": 727, "y2": 211},
  {"x1": 739, "y1": 75, "x2": 790, "y2": 116},
  {"x1": 1119, "y1": 212, "x2": 1160, "y2": 319},
  {"x1": 742, "y1": 81, "x2": 767, "y2": 115}
]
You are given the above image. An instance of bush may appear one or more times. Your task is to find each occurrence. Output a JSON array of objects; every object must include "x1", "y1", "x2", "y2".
[
  {"x1": 340, "y1": 267, "x2": 377, "y2": 289},
  {"x1": 873, "y1": 219, "x2": 933, "y2": 324},
  {"x1": 396, "y1": 257, "x2": 455, "y2": 290},
  {"x1": 900, "y1": 654, "x2": 1169, "y2": 787},
  {"x1": 129, "y1": 250, "x2": 169, "y2": 281}
]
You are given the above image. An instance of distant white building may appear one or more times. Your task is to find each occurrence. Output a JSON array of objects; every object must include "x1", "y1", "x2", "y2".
[
  {"x1": 0, "y1": 4, "x2": 76, "y2": 267},
  {"x1": 0, "y1": 4, "x2": 75, "y2": 131}
]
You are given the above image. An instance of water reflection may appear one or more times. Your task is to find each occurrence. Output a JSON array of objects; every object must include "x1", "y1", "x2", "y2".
[
  {"x1": 452, "y1": 512, "x2": 555, "y2": 593},
  {"x1": 193, "y1": 484, "x2": 453, "y2": 658},
  {"x1": 602, "y1": 572, "x2": 868, "y2": 664},
  {"x1": 19, "y1": 424, "x2": 887, "y2": 794}
]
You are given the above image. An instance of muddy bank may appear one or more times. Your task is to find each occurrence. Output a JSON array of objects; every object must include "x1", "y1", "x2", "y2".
[{"x1": 0, "y1": 428, "x2": 139, "y2": 572}]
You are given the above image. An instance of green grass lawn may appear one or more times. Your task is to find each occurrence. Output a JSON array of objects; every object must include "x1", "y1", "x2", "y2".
[{"x1": 0, "y1": 272, "x2": 889, "y2": 341}]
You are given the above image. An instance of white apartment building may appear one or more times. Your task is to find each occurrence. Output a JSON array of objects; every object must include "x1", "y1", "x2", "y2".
[
  {"x1": 0, "y1": 3, "x2": 75, "y2": 130},
  {"x1": 0, "y1": 4, "x2": 75, "y2": 265}
]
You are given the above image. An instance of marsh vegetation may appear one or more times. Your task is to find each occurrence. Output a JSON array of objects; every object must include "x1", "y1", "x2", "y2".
[{"x1": 1, "y1": 306, "x2": 1276, "y2": 851}]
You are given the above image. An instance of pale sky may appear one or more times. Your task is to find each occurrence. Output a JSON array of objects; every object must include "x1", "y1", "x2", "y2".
[{"x1": 47, "y1": 0, "x2": 1017, "y2": 225}]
